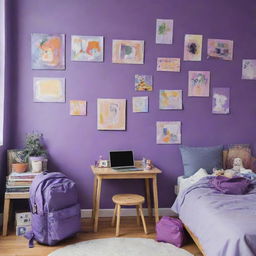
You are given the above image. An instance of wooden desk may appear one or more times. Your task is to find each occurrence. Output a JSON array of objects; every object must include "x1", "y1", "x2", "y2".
[
  {"x1": 2, "y1": 192, "x2": 30, "y2": 236},
  {"x1": 91, "y1": 162, "x2": 161, "y2": 232}
]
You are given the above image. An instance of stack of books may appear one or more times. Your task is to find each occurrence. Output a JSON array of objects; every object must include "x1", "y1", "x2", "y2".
[{"x1": 6, "y1": 172, "x2": 39, "y2": 193}]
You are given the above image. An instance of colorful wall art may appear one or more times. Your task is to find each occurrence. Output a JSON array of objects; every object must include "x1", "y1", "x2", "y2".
[
  {"x1": 33, "y1": 77, "x2": 65, "y2": 102},
  {"x1": 132, "y1": 96, "x2": 148, "y2": 113},
  {"x1": 70, "y1": 100, "x2": 87, "y2": 115},
  {"x1": 212, "y1": 88, "x2": 230, "y2": 114},
  {"x1": 157, "y1": 58, "x2": 180, "y2": 72},
  {"x1": 97, "y1": 98, "x2": 126, "y2": 130},
  {"x1": 184, "y1": 34, "x2": 202, "y2": 61},
  {"x1": 188, "y1": 71, "x2": 210, "y2": 97},
  {"x1": 156, "y1": 121, "x2": 181, "y2": 144},
  {"x1": 207, "y1": 39, "x2": 233, "y2": 61},
  {"x1": 112, "y1": 40, "x2": 144, "y2": 64},
  {"x1": 71, "y1": 35, "x2": 104, "y2": 62},
  {"x1": 156, "y1": 19, "x2": 173, "y2": 44},
  {"x1": 135, "y1": 74, "x2": 153, "y2": 91},
  {"x1": 31, "y1": 33, "x2": 65, "y2": 69},
  {"x1": 242, "y1": 59, "x2": 256, "y2": 80},
  {"x1": 159, "y1": 90, "x2": 182, "y2": 110}
]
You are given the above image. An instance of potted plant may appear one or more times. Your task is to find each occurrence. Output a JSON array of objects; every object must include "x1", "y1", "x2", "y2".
[
  {"x1": 12, "y1": 150, "x2": 28, "y2": 173},
  {"x1": 23, "y1": 132, "x2": 47, "y2": 173}
]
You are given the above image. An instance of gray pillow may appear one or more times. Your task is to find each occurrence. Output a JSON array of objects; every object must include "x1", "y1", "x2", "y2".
[{"x1": 179, "y1": 145, "x2": 223, "y2": 178}]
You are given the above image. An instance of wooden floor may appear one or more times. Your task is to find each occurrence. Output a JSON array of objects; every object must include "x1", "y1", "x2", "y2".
[{"x1": 0, "y1": 217, "x2": 203, "y2": 256}]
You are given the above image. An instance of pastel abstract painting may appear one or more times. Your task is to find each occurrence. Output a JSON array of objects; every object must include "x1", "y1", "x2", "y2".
[
  {"x1": 132, "y1": 96, "x2": 148, "y2": 113},
  {"x1": 112, "y1": 40, "x2": 144, "y2": 64},
  {"x1": 207, "y1": 39, "x2": 233, "y2": 61},
  {"x1": 156, "y1": 19, "x2": 173, "y2": 44},
  {"x1": 31, "y1": 33, "x2": 65, "y2": 69},
  {"x1": 70, "y1": 100, "x2": 87, "y2": 116},
  {"x1": 157, "y1": 58, "x2": 180, "y2": 72},
  {"x1": 135, "y1": 75, "x2": 153, "y2": 91},
  {"x1": 159, "y1": 90, "x2": 182, "y2": 110},
  {"x1": 188, "y1": 71, "x2": 210, "y2": 97},
  {"x1": 97, "y1": 98, "x2": 126, "y2": 130},
  {"x1": 212, "y1": 88, "x2": 230, "y2": 114},
  {"x1": 71, "y1": 35, "x2": 104, "y2": 62},
  {"x1": 156, "y1": 121, "x2": 181, "y2": 144},
  {"x1": 242, "y1": 59, "x2": 256, "y2": 80},
  {"x1": 33, "y1": 77, "x2": 65, "y2": 102},
  {"x1": 184, "y1": 34, "x2": 203, "y2": 61}
]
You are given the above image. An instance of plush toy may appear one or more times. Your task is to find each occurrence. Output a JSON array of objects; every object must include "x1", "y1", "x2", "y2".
[
  {"x1": 213, "y1": 169, "x2": 225, "y2": 176},
  {"x1": 232, "y1": 157, "x2": 245, "y2": 172}
]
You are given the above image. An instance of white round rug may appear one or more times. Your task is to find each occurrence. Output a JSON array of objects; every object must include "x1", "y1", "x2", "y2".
[{"x1": 48, "y1": 238, "x2": 192, "y2": 256}]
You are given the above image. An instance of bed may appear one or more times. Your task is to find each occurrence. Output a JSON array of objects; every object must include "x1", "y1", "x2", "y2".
[{"x1": 172, "y1": 176, "x2": 256, "y2": 256}]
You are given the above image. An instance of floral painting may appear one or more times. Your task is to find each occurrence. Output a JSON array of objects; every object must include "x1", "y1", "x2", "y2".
[
  {"x1": 184, "y1": 34, "x2": 203, "y2": 61},
  {"x1": 157, "y1": 58, "x2": 180, "y2": 72},
  {"x1": 70, "y1": 100, "x2": 87, "y2": 116},
  {"x1": 212, "y1": 88, "x2": 230, "y2": 114},
  {"x1": 156, "y1": 121, "x2": 181, "y2": 144},
  {"x1": 112, "y1": 40, "x2": 144, "y2": 64},
  {"x1": 97, "y1": 98, "x2": 126, "y2": 130},
  {"x1": 242, "y1": 59, "x2": 256, "y2": 80},
  {"x1": 135, "y1": 75, "x2": 153, "y2": 91},
  {"x1": 159, "y1": 90, "x2": 182, "y2": 110},
  {"x1": 188, "y1": 71, "x2": 210, "y2": 97},
  {"x1": 207, "y1": 39, "x2": 233, "y2": 61},
  {"x1": 156, "y1": 19, "x2": 173, "y2": 44},
  {"x1": 31, "y1": 33, "x2": 65, "y2": 69},
  {"x1": 132, "y1": 96, "x2": 148, "y2": 113},
  {"x1": 71, "y1": 35, "x2": 104, "y2": 62}
]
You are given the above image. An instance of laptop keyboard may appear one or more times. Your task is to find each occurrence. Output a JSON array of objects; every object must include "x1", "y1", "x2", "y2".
[{"x1": 113, "y1": 167, "x2": 143, "y2": 172}]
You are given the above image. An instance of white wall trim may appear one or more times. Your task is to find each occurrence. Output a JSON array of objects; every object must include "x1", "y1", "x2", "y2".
[{"x1": 81, "y1": 208, "x2": 177, "y2": 218}]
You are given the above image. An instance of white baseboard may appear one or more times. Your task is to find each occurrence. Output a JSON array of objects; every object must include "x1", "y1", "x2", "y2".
[{"x1": 81, "y1": 208, "x2": 177, "y2": 218}]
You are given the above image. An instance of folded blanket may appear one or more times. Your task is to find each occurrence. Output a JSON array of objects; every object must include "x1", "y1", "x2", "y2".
[{"x1": 210, "y1": 176, "x2": 251, "y2": 195}]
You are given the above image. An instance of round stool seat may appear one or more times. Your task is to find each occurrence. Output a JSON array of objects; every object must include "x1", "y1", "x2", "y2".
[{"x1": 112, "y1": 194, "x2": 145, "y2": 206}]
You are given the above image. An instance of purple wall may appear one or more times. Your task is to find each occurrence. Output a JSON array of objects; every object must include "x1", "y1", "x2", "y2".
[{"x1": 7, "y1": 0, "x2": 256, "y2": 208}]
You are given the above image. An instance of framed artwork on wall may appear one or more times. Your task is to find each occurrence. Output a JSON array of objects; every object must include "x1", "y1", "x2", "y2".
[
  {"x1": 97, "y1": 98, "x2": 126, "y2": 130},
  {"x1": 33, "y1": 77, "x2": 65, "y2": 102},
  {"x1": 135, "y1": 74, "x2": 153, "y2": 91},
  {"x1": 184, "y1": 34, "x2": 203, "y2": 61},
  {"x1": 156, "y1": 121, "x2": 181, "y2": 144},
  {"x1": 132, "y1": 96, "x2": 148, "y2": 113},
  {"x1": 157, "y1": 58, "x2": 180, "y2": 72},
  {"x1": 70, "y1": 100, "x2": 87, "y2": 115},
  {"x1": 212, "y1": 88, "x2": 230, "y2": 114},
  {"x1": 207, "y1": 39, "x2": 233, "y2": 61},
  {"x1": 156, "y1": 19, "x2": 173, "y2": 44},
  {"x1": 159, "y1": 90, "x2": 182, "y2": 110},
  {"x1": 112, "y1": 40, "x2": 144, "y2": 64},
  {"x1": 242, "y1": 59, "x2": 256, "y2": 80},
  {"x1": 71, "y1": 35, "x2": 104, "y2": 62},
  {"x1": 31, "y1": 33, "x2": 65, "y2": 69},
  {"x1": 188, "y1": 71, "x2": 210, "y2": 97}
]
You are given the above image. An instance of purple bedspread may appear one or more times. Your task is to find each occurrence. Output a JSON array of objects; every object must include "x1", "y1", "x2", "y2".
[{"x1": 171, "y1": 176, "x2": 256, "y2": 256}]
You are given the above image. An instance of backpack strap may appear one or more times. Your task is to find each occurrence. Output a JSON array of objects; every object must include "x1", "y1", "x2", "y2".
[{"x1": 24, "y1": 230, "x2": 35, "y2": 248}]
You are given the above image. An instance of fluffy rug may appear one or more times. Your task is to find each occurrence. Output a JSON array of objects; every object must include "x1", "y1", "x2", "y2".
[{"x1": 48, "y1": 238, "x2": 192, "y2": 256}]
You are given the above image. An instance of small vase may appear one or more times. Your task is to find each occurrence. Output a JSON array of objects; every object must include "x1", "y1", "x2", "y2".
[
  {"x1": 29, "y1": 156, "x2": 46, "y2": 173},
  {"x1": 12, "y1": 163, "x2": 28, "y2": 173}
]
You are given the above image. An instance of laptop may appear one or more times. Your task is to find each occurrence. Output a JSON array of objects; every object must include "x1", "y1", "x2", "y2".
[{"x1": 110, "y1": 151, "x2": 142, "y2": 171}]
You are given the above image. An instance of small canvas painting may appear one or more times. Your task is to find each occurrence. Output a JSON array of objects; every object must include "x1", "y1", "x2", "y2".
[
  {"x1": 212, "y1": 88, "x2": 230, "y2": 114},
  {"x1": 188, "y1": 71, "x2": 210, "y2": 97},
  {"x1": 31, "y1": 33, "x2": 65, "y2": 69},
  {"x1": 242, "y1": 59, "x2": 256, "y2": 80},
  {"x1": 112, "y1": 40, "x2": 144, "y2": 64},
  {"x1": 132, "y1": 96, "x2": 148, "y2": 113},
  {"x1": 159, "y1": 90, "x2": 182, "y2": 110},
  {"x1": 156, "y1": 19, "x2": 173, "y2": 44},
  {"x1": 157, "y1": 58, "x2": 180, "y2": 72},
  {"x1": 207, "y1": 39, "x2": 233, "y2": 61},
  {"x1": 156, "y1": 121, "x2": 181, "y2": 144},
  {"x1": 70, "y1": 100, "x2": 87, "y2": 116},
  {"x1": 135, "y1": 75, "x2": 153, "y2": 91},
  {"x1": 71, "y1": 35, "x2": 104, "y2": 62},
  {"x1": 33, "y1": 77, "x2": 65, "y2": 102},
  {"x1": 97, "y1": 98, "x2": 126, "y2": 130},
  {"x1": 184, "y1": 34, "x2": 203, "y2": 61}
]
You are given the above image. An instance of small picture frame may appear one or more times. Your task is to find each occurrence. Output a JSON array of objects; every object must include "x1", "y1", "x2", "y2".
[{"x1": 98, "y1": 160, "x2": 109, "y2": 168}]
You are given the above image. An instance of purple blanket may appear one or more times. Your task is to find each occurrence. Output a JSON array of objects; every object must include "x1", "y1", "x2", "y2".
[{"x1": 171, "y1": 176, "x2": 256, "y2": 256}]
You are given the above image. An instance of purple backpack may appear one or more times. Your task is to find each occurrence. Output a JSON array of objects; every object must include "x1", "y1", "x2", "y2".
[
  {"x1": 25, "y1": 172, "x2": 81, "y2": 248},
  {"x1": 156, "y1": 216, "x2": 185, "y2": 247}
]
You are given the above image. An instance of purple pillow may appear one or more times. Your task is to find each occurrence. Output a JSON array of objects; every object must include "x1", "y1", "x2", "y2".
[{"x1": 210, "y1": 176, "x2": 251, "y2": 195}]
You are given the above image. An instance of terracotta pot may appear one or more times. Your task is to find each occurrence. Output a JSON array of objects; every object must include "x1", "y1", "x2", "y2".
[{"x1": 12, "y1": 163, "x2": 28, "y2": 173}]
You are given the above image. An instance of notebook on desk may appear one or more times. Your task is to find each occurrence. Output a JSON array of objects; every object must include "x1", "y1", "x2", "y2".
[{"x1": 109, "y1": 151, "x2": 143, "y2": 171}]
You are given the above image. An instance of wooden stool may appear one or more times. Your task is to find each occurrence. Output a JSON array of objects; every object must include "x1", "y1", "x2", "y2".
[{"x1": 112, "y1": 194, "x2": 148, "y2": 236}]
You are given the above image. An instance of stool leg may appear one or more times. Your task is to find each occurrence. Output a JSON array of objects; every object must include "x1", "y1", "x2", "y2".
[
  {"x1": 112, "y1": 204, "x2": 117, "y2": 227},
  {"x1": 2, "y1": 198, "x2": 10, "y2": 236},
  {"x1": 136, "y1": 205, "x2": 140, "y2": 226},
  {"x1": 139, "y1": 204, "x2": 148, "y2": 235},
  {"x1": 116, "y1": 204, "x2": 121, "y2": 237}
]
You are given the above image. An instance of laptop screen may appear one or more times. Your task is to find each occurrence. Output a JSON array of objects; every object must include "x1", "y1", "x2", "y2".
[{"x1": 110, "y1": 151, "x2": 134, "y2": 167}]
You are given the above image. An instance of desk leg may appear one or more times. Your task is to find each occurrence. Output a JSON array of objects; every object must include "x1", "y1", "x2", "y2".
[
  {"x1": 91, "y1": 176, "x2": 98, "y2": 224},
  {"x1": 2, "y1": 198, "x2": 10, "y2": 236},
  {"x1": 152, "y1": 176, "x2": 159, "y2": 223},
  {"x1": 145, "y1": 179, "x2": 152, "y2": 217},
  {"x1": 94, "y1": 177, "x2": 102, "y2": 232}
]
